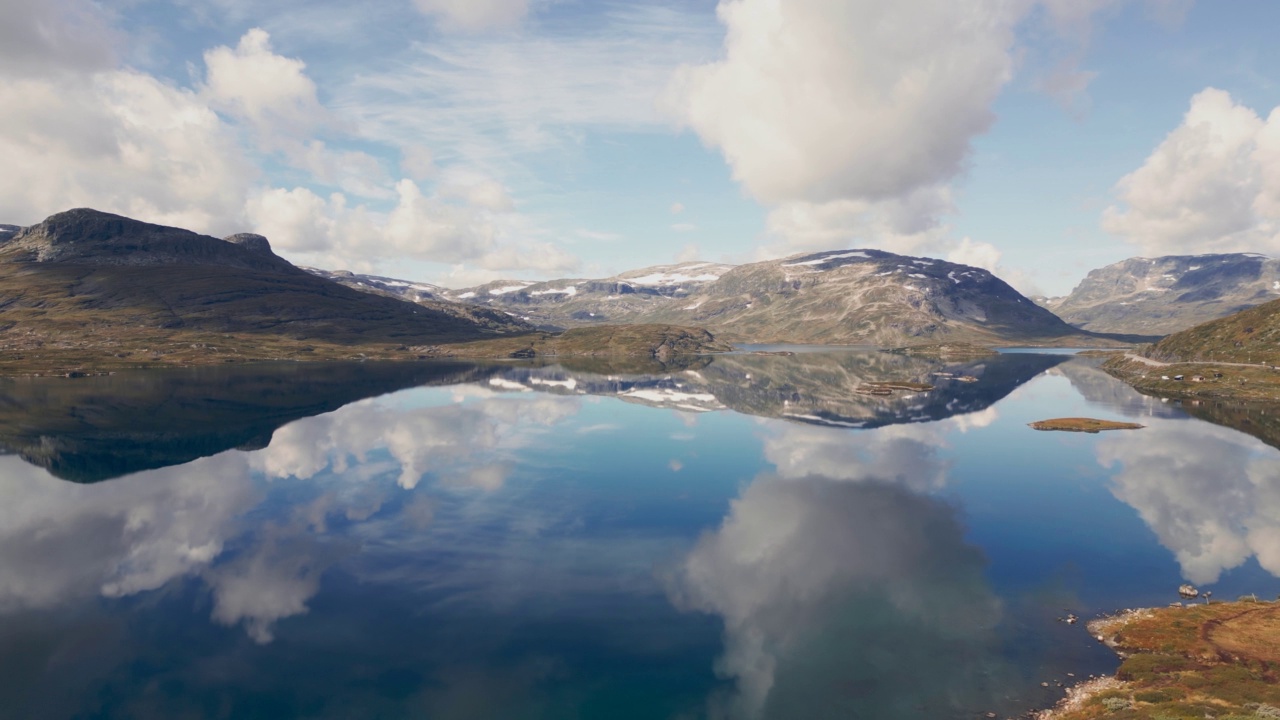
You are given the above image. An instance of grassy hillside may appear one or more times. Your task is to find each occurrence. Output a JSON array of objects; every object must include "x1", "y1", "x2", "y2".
[{"x1": 1146, "y1": 296, "x2": 1280, "y2": 365}]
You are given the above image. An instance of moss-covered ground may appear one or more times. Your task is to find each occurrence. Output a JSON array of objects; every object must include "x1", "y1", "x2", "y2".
[{"x1": 1042, "y1": 600, "x2": 1280, "y2": 720}]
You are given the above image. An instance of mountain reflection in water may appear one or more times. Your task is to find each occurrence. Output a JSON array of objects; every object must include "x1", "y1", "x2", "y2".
[
  {"x1": 1, "y1": 351, "x2": 1279, "y2": 719},
  {"x1": 0, "y1": 350, "x2": 1064, "y2": 483}
]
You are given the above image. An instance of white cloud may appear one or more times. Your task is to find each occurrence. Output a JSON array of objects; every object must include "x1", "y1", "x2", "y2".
[
  {"x1": 675, "y1": 243, "x2": 701, "y2": 263},
  {"x1": 665, "y1": 0, "x2": 1020, "y2": 206},
  {"x1": 438, "y1": 173, "x2": 515, "y2": 211},
  {"x1": 946, "y1": 237, "x2": 1003, "y2": 273},
  {"x1": 1103, "y1": 88, "x2": 1280, "y2": 256},
  {"x1": 671, "y1": 222, "x2": 697, "y2": 233},
  {"x1": 201, "y1": 28, "x2": 329, "y2": 147},
  {"x1": 412, "y1": 0, "x2": 529, "y2": 32},
  {"x1": 0, "y1": 70, "x2": 255, "y2": 232},
  {"x1": 0, "y1": 0, "x2": 118, "y2": 77},
  {"x1": 246, "y1": 179, "x2": 579, "y2": 275},
  {"x1": 670, "y1": 202, "x2": 685, "y2": 215},
  {"x1": 341, "y1": 5, "x2": 721, "y2": 170},
  {"x1": 575, "y1": 229, "x2": 622, "y2": 242},
  {"x1": 401, "y1": 144, "x2": 437, "y2": 180},
  {"x1": 758, "y1": 186, "x2": 955, "y2": 258}
]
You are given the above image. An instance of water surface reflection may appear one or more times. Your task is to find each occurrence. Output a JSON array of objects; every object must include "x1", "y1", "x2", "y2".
[{"x1": 0, "y1": 352, "x2": 1278, "y2": 719}]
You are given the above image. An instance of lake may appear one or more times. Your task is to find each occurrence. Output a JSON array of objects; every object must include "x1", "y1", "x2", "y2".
[{"x1": 1, "y1": 350, "x2": 1278, "y2": 719}]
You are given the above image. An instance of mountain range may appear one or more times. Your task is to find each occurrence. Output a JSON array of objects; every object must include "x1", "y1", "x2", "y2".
[
  {"x1": 1039, "y1": 253, "x2": 1280, "y2": 336},
  {"x1": 311, "y1": 250, "x2": 1094, "y2": 346},
  {"x1": 0, "y1": 209, "x2": 728, "y2": 373},
  {"x1": 7, "y1": 208, "x2": 1280, "y2": 370}
]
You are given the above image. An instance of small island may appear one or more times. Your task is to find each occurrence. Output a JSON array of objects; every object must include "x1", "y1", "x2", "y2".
[
  {"x1": 1030, "y1": 418, "x2": 1145, "y2": 433},
  {"x1": 1040, "y1": 599, "x2": 1280, "y2": 720}
]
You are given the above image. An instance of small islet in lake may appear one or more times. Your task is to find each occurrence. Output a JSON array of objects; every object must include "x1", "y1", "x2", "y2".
[{"x1": 1, "y1": 349, "x2": 1278, "y2": 720}]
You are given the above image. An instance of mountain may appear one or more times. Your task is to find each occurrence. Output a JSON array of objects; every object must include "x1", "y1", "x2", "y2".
[
  {"x1": 337, "y1": 251, "x2": 1089, "y2": 346},
  {"x1": 439, "y1": 261, "x2": 734, "y2": 329},
  {"x1": 304, "y1": 267, "x2": 448, "y2": 302},
  {"x1": 0, "y1": 208, "x2": 526, "y2": 342},
  {"x1": 1042, "y1": 253, "x2": 1280, "y2": 335},
  {"x1": 0, "y1": 209, "x2": 734, "y2": 375},
  {"x1": 637, "y1": 250, "x2": 1078, "y2": 345}
]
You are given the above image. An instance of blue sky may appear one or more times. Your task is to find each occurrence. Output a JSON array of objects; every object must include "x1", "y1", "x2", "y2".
[{"x1": 2, "y1": 0, "x2": 1279, "y2": 294}]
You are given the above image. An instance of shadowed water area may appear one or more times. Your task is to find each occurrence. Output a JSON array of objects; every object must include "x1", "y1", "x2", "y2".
[{"x1": 1, "y1": 350, "x2": 1279, "y2": 719}]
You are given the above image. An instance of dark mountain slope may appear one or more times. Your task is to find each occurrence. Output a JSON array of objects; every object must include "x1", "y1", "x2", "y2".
[{"x1": 0, "y1": 209, "x2": 526, "y2": 344}]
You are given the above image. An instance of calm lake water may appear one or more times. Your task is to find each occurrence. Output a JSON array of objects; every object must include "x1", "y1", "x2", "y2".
[{"x1": 1, "y1": 350, "x2": 1278, "y2": 719}]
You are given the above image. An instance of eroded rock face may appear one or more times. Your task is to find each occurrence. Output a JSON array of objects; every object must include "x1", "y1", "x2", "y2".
[
  {"x1": 223, "y1": 233, "x2": 274, "y2": 256},
  {"x1": 0, "y1": 225, "x2": 21, "y2": 243}
]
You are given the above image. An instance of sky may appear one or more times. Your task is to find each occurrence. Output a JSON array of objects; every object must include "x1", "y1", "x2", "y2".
[{"x1": 1, "y1": 0, "x2": 1279, "y2": 295}]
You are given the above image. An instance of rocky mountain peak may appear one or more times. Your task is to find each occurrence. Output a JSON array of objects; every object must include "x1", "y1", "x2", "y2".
[
  {"x1": 2, "y1": 208, "x2": 294, "y2": 273},
  {"x1": 223, "y1": 232, "x2": 274, "y2": 256}
]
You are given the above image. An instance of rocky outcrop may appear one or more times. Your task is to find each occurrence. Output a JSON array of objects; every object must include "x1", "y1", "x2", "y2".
[{"x1": 223, "y1": 232, "x2": 274, "y2": 256}]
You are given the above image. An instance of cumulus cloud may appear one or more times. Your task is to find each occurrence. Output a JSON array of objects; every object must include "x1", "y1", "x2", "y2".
[
  {"x1": 665, "y1": 0, "x2": 1019, "y2": 207},
  {"x1": 245, "y1": 179, "x2": 579, "y2": 274},
  {"x1": 201, "y1": 28, "x2": 330, "y2": 148},
  {"x1": 668, "y1": 473, "x2": 1004, "y2": 718},
  {"x1": 0, "y1": 70, "x2": 255, "y2": 232},
  {"x1": 1103, "y1": 88, "x2": 1280, "y2": 256},
  {"x1": 760, "y1": 187, "x2": 956, "y2": 258},
  {"x1": 1097, "y1": 418, "x2": 1280, "y2": 584},
  {"x1": 412, "y1": 0, "x2": 529, "y2": 32}
]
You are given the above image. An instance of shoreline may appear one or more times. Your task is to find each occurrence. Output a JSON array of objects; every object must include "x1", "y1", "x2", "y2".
[
  {"x1": 1031, "y1": 599, "x2": 1280, "y2": 720},
  {"x1": 0, "y1": 324, "x2": 733, "y2": 378}
]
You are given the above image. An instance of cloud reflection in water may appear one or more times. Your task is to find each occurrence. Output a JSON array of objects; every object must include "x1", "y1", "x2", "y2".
[
  {"x1": 1098, "y1": 418, "x2": 1280, "y2": 585},
  {"x1": 669, "y1": 412, "x2": 1009, "y2": 719},
  {"x1": 0, "y1": 387, "x2": 583, "y2": 644}
]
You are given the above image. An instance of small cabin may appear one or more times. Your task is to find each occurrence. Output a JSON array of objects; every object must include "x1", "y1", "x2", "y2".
[
  {"x1": 1191, "y1": 375, "x2": 1205, "y2": 382},
  {"x1": 1173, "y1": 375, "x2": 1184, "y2": 381}
]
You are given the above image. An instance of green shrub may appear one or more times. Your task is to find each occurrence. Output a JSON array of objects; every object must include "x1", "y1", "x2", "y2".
[
  {"x1": 1135, "y1": 688, "x2": 1183, "y2": 703},
  {"x1": 1117, "y1": 654, "x2": 1195, "y2": 681},
  {"x1": 1101, "y1": 696, "x2": 1131, "y2": 711}
]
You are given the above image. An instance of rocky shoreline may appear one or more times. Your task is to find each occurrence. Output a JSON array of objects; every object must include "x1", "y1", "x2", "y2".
[{"x1": 1031, "y1": 599, "x2": 1280, "y2": 720}]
